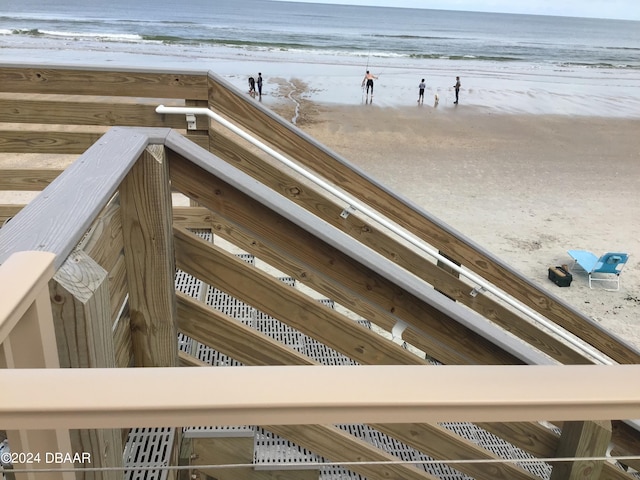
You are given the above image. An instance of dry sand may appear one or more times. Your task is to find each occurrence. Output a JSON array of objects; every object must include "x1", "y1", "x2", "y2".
[{"x1": 267, "y1": 86, "x2": 640, "y2": 350}]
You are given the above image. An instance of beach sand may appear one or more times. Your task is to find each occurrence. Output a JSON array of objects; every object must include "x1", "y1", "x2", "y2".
[
  {"x1": 1, "y1": 80, "x2": 638, "y2": 352},
  {"x1": 264, "y1": 81, "x2": 640, "y2": 350}
]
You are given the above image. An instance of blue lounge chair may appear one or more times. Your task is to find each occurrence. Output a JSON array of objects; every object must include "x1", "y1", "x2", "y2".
[{"x1": 567, "y1": 250, "x2": 630, "y2": 290}]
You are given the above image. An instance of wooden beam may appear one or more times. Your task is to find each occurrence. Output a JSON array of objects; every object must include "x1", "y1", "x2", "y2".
[
  {"x1": 206, "y1": 130, "x2": 589, "y2": 365},
  {"x1": 178, "y1": 350, "x2": 209, "y2": 367},
  {"x1": 374, "y1": 423, "x2": 538, "y2": 480},
  {"x1": 49, "y1": 250, "x2": 115, "y2": 369},
  {"x1": 113, "y1": 311, "x2": 133, "y2": 369},
  {"x1": 266, "y1": 424, "x2": 439, "y2": 480},
  {"x1": 610, "y1": 420, "x2": 640, "y2": 473},
  {"x1": 49, "y1": 250, "x2": 123, "y2": 480},
  {"x1": 170, "y1": 204, "x2": 636, "y2": 478},
  {"x1": 0, "y1": 204, "x2": 24, "y2": 223},
  {"x1": 177, "y1": 291, "x2": 315, "y2": 366},
  {"x1": 192, "y1": 436, "x2": 253, "y2": 480},
  {"x1": 172, "y1": 206, "x2": 215, "y2": 229},
  {"x1": 177, "y1": 293, "x2": 539, "y2": 480},
  {"x1": 174, "y1": 227, "x2": 423, "y2": 366},
  {"x1": 120, "y1": 144, "x2": 178, "y2": 367},
  {"x1": 191, "y1": 436, "x2": 320, "y2": 480},
  {"x1": 76, "y1": 197, "x2": 128, "y2": 326},
  {"x1": 0, "y1": 130, "x2": 104, "y2": 154},
  {"x1": 78, "y1": 198, "x2": 123, "y2": 272},
  {"x1": 475, "y1": 421, "x2": 560, "y2": 458},
  {"x1": 168, "y1": 152, "x2": 522, "y2": 366},
  {"x1": 0, "y1": 168, "x2": 63, "y2": 191},
  {"x1": 600, "y1": 465, "x2": 639, "y2": 480},
  {"x1": 475, "y1": 422, "x2": 634, "y2": 480},
  {"x1": 550, "y1": 421, "x2": 612, "y2": 480},
  {"x1": 0, "y1": 66, "x2": 207, "y2": 99},
  {"x1": 107, "y1": 254, "x2": 128, "y2": 325},
  {"x1": 0, "y1": 99, "x2": 188, "y2": 128},
  {"x1": 207, "y1": 72, "x2": 640, "y2": 365},
  {"x1": 0, "y1": 128, "x2": 165, "y2": 270}
]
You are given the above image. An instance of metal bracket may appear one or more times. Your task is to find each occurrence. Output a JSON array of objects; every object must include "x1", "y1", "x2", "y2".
[
  {"x1": 186, "y1": 113, "x2": 197, "y2": 130},
  {"x1": 470, "y1": 286, "x2": 487, "y2": 298},
  {"x1": 340, "y1": 205, "x2": 356, "y2": 219},
  {"x1": 391, "y1": 320, "x2": 408, "y2": 344}
]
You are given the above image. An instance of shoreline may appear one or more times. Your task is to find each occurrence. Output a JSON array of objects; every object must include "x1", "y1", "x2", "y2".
[
  {"x1": 228, "y1": 66, "x2": 640, "y2": 119},
  {"x1": 1, "y1": 33, "x2": 640, "y2": 118}
]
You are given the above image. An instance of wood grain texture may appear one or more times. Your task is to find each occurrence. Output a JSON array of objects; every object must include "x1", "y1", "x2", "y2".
[
  {"x1": 0, "y1": 66, "x2": 208, "y2": 99},
  {"x1": 49, "y1": 250, "x2": 122, "y2": 480},
  {"x1": 191, "y1": 437, "x2": 319, "y2": 480},
  {"x1": 550, "y1": 421, "x2": 612, "y2": 480},
  {"x1": 610, "y1": 420, "x2": 640, "y2": 473},
  {"x1": 0, "y1": 168, "x2": 63, "y2": 191},
  {"x1": 177, "y1": 290, "x2": 540, "y2": 480},
  {"x1": 0, "y1": 130, "x2": 104, "y2": 154},
  {"x1": 174, "y1": 227, "x2": 422, "y2": 366},
  {"x1": 120, "y1": 144, "x2": 178, "y2": 367},
  {"x1": 0, "y1": 99, "x2": 187, "y2": 128},
  {"x1": 107, "y1": 254, "x2": 128, "y2": 326},
  {"x1": 265, "y1": 424, "x2": 440, "y2": 480},
  {"x1": 374, "y1": 423, "x2": 539, "y2": 480},
  {"x1": 207, "y1": 129, "x2": 590, "y2": 365},
  {"x1": 50, "y1": 251, "x2": 114, "y2": 369},
  {"x1": 168, "y1": 152, "x2": 521, "y2": 366},
  {"x1": 171, "y1": 206, "x2": 214, "y2": 229},
  {"x1": 0, "y1": 204, "x2": 23, "y2": 223},
  {"x1": 177, "y1": 291, "x2": 315, "y2": 366},
  {"x1": 113, "y1": 311, "x2": 133, "y2": 369},
  {"x1": 207, "y1": 72, "x2": 640, "y2": 365},
  {"x1": 0, "y1": 127, "x2": 164, "y2": 269},
  {"x1": 79, "y1": 198, "x2": 123, "y2": 273},
  {"x1": 475, "y1": 422, "x2": 560, "y2": 458}
]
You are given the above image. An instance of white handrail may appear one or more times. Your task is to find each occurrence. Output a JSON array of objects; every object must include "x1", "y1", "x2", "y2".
[{"x1": 156, "y1": 104, "x2": 613, "y2": 365}]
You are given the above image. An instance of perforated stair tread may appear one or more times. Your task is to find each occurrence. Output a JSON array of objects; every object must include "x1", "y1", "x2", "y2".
[
  {"x1": 123, "y1": 427, "x2": 175, "y2": 480},
  {"x1": 171, "y1": 245, "x2": 560, "y2": 480}
]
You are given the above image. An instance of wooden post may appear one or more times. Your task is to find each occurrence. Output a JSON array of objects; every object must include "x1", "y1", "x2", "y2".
[
  {"x1": 119, "y1": 144, "x2": 178, "y2": 368},
  {"x1": 49, "y1": 250, "x2": 123, "y2": 480},
  {"x1": 186, "y1": 98, "x2": 209, "y2": 207},
  {"x1": 550, "y1": 420, "x2": 612, "y2": 480},
  {"x1": 119, "y1": 143, "x2": 179, "y2": 475},
  {"x1": 191, "y1": 437, "x2": 253, "y2": 480}
]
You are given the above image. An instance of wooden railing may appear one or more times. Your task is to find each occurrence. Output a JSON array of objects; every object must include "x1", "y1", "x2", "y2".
[
  {"x1": 0, "y1": 128, "x2": 630, "y2": 480},
  {"x1": 1, "y1": 64, "x2": 638, "y2": 366},
  {"x1": 1, "y1": 65, "x2": 640, "y2": 480}
]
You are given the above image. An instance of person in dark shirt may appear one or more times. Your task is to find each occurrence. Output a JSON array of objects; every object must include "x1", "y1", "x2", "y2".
[
  {"x1": 257, "y1": 72, "x2": 263, "y2": 97},
  {"x1": 418, "y1": 78, "x2": 426, "y2": 104},
  {"x1": 453, "y1": 76, "x2": 461, "y2": 104}
]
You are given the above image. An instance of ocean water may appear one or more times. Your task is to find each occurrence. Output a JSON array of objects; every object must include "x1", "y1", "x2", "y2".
[{"x1": 1, "y1": 0, "x2": 640, "y2": 116}]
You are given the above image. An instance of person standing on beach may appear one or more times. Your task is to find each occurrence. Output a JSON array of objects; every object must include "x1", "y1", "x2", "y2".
[
  {"x1": 362, "y1": 70, "x2": 378, "y2": 99},
  {"x1": 418, "y1": 78, "x2": 426, "y2": 104},
  {"x1": 248, "y1": 76, "x2": 256, "y2": 96},
  {"x1": 453, "y1": 76, "x2": 461, "y2": 104},
  {"x1": 257, "y1": 72, "x2": 263, "y2": 97}
]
